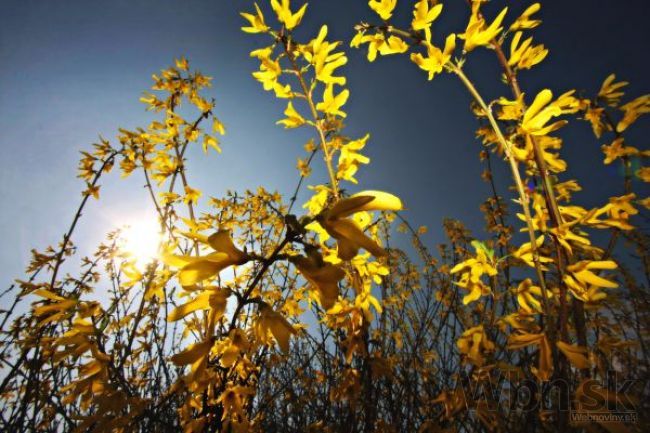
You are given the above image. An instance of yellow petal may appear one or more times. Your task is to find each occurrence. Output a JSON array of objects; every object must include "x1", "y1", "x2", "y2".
[
  {"x1": 171, "y1": 339, "x2": 213, "y2": 366},
  {"x1": 330, "y1": 190, "x2": 403, "y2": 218},
  {"x1": 178, "y1": 256, "x2": 229, "y2": 286},
  {"x1": 207, "y1": 231, "x2": 249, "y2": 263},
  {"x1": 168, "y1": 293, "x2": 211, "y2": 322}
]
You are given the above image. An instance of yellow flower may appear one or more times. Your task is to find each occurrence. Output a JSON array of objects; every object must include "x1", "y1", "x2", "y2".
[
  {"x1": 608, "y1": 193, "x2": 638, "y2": 221},
  {"x1": 508, "y1": 32, "x2": 547, "y2": 70},
  {"x1": 583, "y1": 104, "x2": 607, "y2": 138},
  {"x1": 410, "y1": 34, "x2": 456, "y2": 80},
  {"x1": 496, "y1": 94, "x2": 524, "y2": 121},
  {"x1": 240, "y1": 3, "x2": 269, "y2": 34},
  {"x1": 450, "y1": 240, "x2": 497, "y2": 304},
  {"x1": 305, "y1": 26, "x2": 348, "y2": 86},
  {"x1": 564, "y1": 260, "x2": 618, "y2": 300},
  {"x1": 512, "y1": 235, "x2": 552, "y2": 270},
  {"x1": 167, "y1": 287, "x2": 230, "y2": 322},
  {"x1": 460, "y1": 3, "x2": 507, "y2": 52},
  {"x1": 337, "y1": 134, "x2": 370, "y2": 184},
  {"x1": 170, "y1": 337, "x2": 214, "y2": 381},
  {"x1": 215, "y1": 329, "x2": 250, "y2": 368},
  {"x1": 617, "y1": 94, "x2": 650, "y2": 132},
  {"x1": 457, "y1": 325, "x2": 494, "y2": 366},
  {"x1": 598, "y1": 73, "x2": 628, "y2": 107},
  {"x1": 515, "y1": 278, "x2": 551, "y2": 314},
  {"x1": 368, "y1": 0, "x2": 397, "y2": 20},
  {"x1": 549, "y1": 221, "x2": 591, "y2": 255},
  {"x1": 303, "y1": 185, "x2": 331, "y2": 215},
  {"x1": 554, "y1": 180, "x2": 581, "y2": 202},
  {"x1": 316, "y1": 84, "x2": 350, "y2": 118},
  {"x1": 601, "y1": 138, "x2": 638, "y2": 164},
  {"x1": 509, "y1": 3, "x2": 541, "y2": 31},
  {"x1": 351, "y1": 32, "x2": 408, "y2": 62},
  {"x1": 291, "y1": 249, "x2": 345, "y2": 310},
  {"x1": 276, "y1": 101, "x2": 306, "y2": 129},
  {"x1": 411, "y1": 0, "x2": 443, "y2": 32},
  {"x1": 254, "y1": 303, "x2": 297, "y2": 353},
  {"x1": 83, "y1": 184, "x2": 100, "y2": 200},
  {"x1": 319, "y1": 190, "x2": 403, "y2": 260},
  {"x1": 162, "y1": 230, "x2": 250, "y2": 287},
  {"x1": 521, "y1": 89, "x2": 580, "y2": 136},
  {"x1": 217, "y1": 383, "x2": 255, "y2": 422},
  {"x1": 270, "y1": 0, "x2": 307, "y2": 30},
  {"x1": 183, "y1": 185, "x2": 202, "y2": 205},
  {"x1": 251, "y1": 47, "x2": 292, "y2": 98}
]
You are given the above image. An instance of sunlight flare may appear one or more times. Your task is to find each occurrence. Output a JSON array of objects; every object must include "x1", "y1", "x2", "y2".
[{"x1": 119, "y1": 217, "x2": 162, "y2": 268}]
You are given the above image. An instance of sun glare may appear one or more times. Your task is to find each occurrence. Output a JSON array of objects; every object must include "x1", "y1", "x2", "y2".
[{"x1": 120, "y1": 217, "x2": 162, "y2": 268}]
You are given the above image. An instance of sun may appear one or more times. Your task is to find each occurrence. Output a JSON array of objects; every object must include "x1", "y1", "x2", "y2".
[{"x1": 119, "y1": 217, "x2": 162, "y2": 268}]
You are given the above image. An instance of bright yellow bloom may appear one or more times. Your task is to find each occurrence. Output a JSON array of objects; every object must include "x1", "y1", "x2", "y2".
[
  {"x1": 515, "y1": 278, "x2": 551, "y2": 314},
  {"x1": 638, "y1": 167, "x2": 650, "y2": 182},
  {"x1": 410, "y1": 34, "x2": 456, "y2": 80},
  {"x1": 496, "y1": 94, "x2": 524, "y2": 121},
  {"x1": 252, "y1": 50, "x2": 292, "y2": 98},
  {"x1": 512, "y1": 235, "x2": 553, "y2": 270},
  {"x1": 564, "y1": 260, "x2": 618, "y2": 300},
  {"x1": 305, "y1": 26, "x2": 348, "y2": 86},
  {"x1": 450, "y1": 240, "x2": 497, "y2": 304},
  {"x1": 337, "y1": 134, "x2": 370, "y2": 183},
  {"x1": 183, "y1": 185, "x2": 202, "y2": 205},
  {"x1": 521, "y1": 89, "x2": 580, "y2": 136},
  {"x1": 549, "y1": 222, "x2": 591, "y2": 255},
  {"x1": 368, "y1": 0, "x2": 397, "y2": 20},
  {"x1": 412, "y1": 0, "x2": 443, "y2": 31},
  {"x1": 316, "y1": 84, "x2": 350, "y2": 118},
  {"x1": 270, "y1": 0, "x2": 307, "y2": 30},
  {"x1": 240, "y1": 3, "x2": 269, "y2": 34},
  {"x1": 460, "y1": 3, "x2": 507, "y2": 52},
  {"x1": 580, "y1": 194, "x2": 637, "y2": 231},
  {"x1": 508, "y1": 32, "x2": 547, "y2": 70},
  {"x1": 303, "y1": 185, "x2": 331, "y2": 216},
  {"x1": 351, "y1": 32, "x2": 408, "y2": 62},
  {"x1": 163, "y1": 231, "x2": 250, "y2": 287},
  {"x1": 276, "y1": 101, "x2": 306, "y2": 128},
  {"x1": 509, "y1": 3, "x2": 541, "y2": 31},
  {"x1": 319, "y1": 191, "x2": 403, "y2": 260},
  {"x1": 167, "y1": 287, "x2": 229, "y2": 322}
]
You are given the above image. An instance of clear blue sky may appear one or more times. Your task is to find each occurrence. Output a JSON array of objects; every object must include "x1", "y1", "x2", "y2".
[{"x1": 1, "y1": 0, "x2": 649, "y2": 286}]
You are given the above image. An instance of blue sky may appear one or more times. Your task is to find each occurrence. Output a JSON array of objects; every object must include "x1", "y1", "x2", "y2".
[{"x1": 1, "y1": 0, "x2": 649, "y2": 287}]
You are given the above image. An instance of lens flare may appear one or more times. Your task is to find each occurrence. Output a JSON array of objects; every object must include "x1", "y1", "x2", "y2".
[{"x1": 119, "y1": 218, "x2": 162, "y2": 268}]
